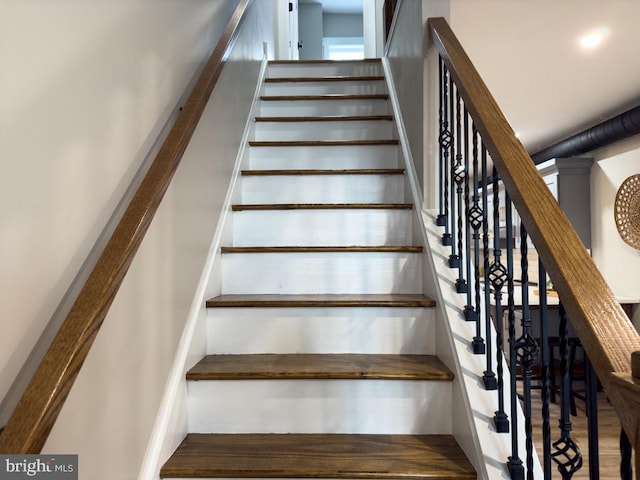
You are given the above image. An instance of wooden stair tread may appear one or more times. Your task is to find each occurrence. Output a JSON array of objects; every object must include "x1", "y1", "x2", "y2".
[
  {"x1": 241, "y1": 168, "x2": 404, "y2": 176},
  {"x1": 249, "y1": 140, "x2": 398, "y2": 147},
  {"x1": 232, "y1": 203, "x2": 413, "y2": 211},
  {"x1": 265, "y1": 76, "x2": 385, "y2": 83},
  {"x1": 255, "y1": 115, "x2": 393, "y2": 122},
  {"x1": 260, "y1": 94, "x2": 389, "y2": 101},
  {"x1": 187, "y1": 354, "x2": 453, "y2": 381},
  {"x1": 206, "y1": 293, "x2": 436, "y2": 308},
  {"x1": 220, "y1": 246, "x2": 423, "y2": 253},
  {"x1": 160, "y1": 433, "x2": 475, "y2": 479},
  {"x1": 269, "y1": 59, "x2": 382, "y2": 64}
]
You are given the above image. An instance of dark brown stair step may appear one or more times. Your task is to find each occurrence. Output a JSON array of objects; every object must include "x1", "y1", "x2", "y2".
[
  {"x1": 255, "y1": 115, "x2": 393, "y2": 122},
  {"x1": 232, "y1": 203, "x2": 412, "y2": 211},
  {"x1": 160, "y1": 433, "x2": 476, "y2": 479},
  {"x1": 220, "y1": 246, "x2": 423, "y2": 254},
  {"x1": 241, "y1": 168, "x2": 404, "y2": 176},
  {"x1": 248, "y1": 140, "x2": 398, "y2": 147},
  {"x1": 206, "y1": 293, "x2": 436, "y2": 308},
  {"x1": 264, "y1": 76, "x2": 385, "y2": 83},
  {"x1": 260, "y1": 94, "x2": 388, "y2": 101},
  {"x1": 269, "y1": 59, "x2": 382, "y2": 64},
  {"x1": 187, "y1": 354, "x2": 453, "y2": 381}
]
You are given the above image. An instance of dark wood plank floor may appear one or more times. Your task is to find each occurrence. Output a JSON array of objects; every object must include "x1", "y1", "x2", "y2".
[
  {"x1": 160, "y1": 433, "x2": 476, "y2": 479},
  {"x1": 240, "y1": 168, "x2": 404, "y2": 175},
  {"x1": 232, "y1": 203, "x2": 413, "y2": 211},
  {"x1": 220, "y1": 245, "x2": 423, "y2": 254},
  {"x1": 530, "y1": 390, "x2": 634, "y2": 479},
  {"x1": 263, "y1": 76, "x2": 385, "y2": 83},
  {"x1": 187, "y1": 354, "x2": 453, "y2": 381},
  {"x1": 248, "y1": 139, "x2": 398, "y2": 147},
  {"x1": 259, "y1": 94, "x2": 389, "y2": 101},
  {"x1": 205, "y1": 293, "x2": 436, "y2": 308},
  {"x1": 254, "y1": 115, "x2": 393, "y2": 122}
]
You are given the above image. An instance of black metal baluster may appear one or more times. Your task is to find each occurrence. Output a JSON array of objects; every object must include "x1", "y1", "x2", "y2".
[
  {"x1": 462, "y1": 107, "x2": 475, "y2": 318},
  {"x1": 488, "y1": 168, "x2": 508, "y2": 432},
  {"x1": 505, "y1": 197, "x2": 523, "y2": 479},
  {"x1": 620, "y1": 428, "x2": 633, "y2": 480},
  {"x1": 451, "y1": 92, "x2": 464, "y2": 284},
  {"x1": 515, "y1": 224, "x2": 537, "y2": 479},
  {"x1": 585, "y1": 356, "x2": 599, "y2": 478},
  {"x1": 446, "y1": 76, "x2": 456, "y2": 249},
  {"x1": 437, "y1": 57, "x2": 445, "y2": 226},
  {"x1": 441, "y1": 70, "x2": 452, "y2": 245},
  {"x1": 538, "y1": 261, "x2": 552, "y2": 479},
  {"x1": 551, "y1": 303, "x2": 583, "y2": 479},
  {"x1": 482, "y1": 145, "x2": 496, "y2": 390},
  {"x1": 437, "y1": 58, "x2": 449, "y2": 228},
  {"x1": 469, "y1": 124, "x2": 484, "y2": 354}
]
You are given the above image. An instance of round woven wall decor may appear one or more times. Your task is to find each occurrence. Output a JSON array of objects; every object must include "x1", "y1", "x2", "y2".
[{"x1": 614, "y1": 174, "x2": 640, "y2": 250}]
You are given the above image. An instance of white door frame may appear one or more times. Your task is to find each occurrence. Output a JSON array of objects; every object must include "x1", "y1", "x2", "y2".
[
  {"x1": 277, "y1": 0, "x2": 299, "y2": 60},
  {"x1": 278, "y1": 0, "x2": 381, "y2": 60}
]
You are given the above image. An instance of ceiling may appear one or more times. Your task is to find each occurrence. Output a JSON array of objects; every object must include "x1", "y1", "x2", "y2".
[
  {"x1": 295, "y1": 1, "x2": 640, "y2": 153},
  {"x1": 300, "y1": 0, "x2": 363, "y2": 15},
  {"x1": 449, "y1": 0, "x2": 640, "y2": 153}
]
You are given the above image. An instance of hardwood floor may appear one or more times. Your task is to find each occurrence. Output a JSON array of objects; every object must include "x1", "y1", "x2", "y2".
[
  {"x1": 205, "y1": 293, "x2": 436, "y2": 308},
  {"x1": 186, "y1": 354, "x2": 454, "y2": 381},
  {"x1": 160, "y1": 434, "x2": 476, "y2": 479},
  {"x1": 529, "y1": 389, "x2": 634, "y2": 479}
]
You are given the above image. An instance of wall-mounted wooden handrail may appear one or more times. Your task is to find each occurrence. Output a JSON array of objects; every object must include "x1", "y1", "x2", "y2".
[
  {"x1": 428, "y1": 16, "x2": 640, "y2": 454},
  {"x1": 0, "y1": 0, "x2": 253, "y2": 454}
]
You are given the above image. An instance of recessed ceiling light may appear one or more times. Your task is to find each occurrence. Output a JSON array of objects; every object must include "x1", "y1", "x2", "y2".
[
  {"x1": 579, "y1": 27, "x2": 610, "y2": 49},
  {"x1": 581, "y1": 33, "x2": 602, "y2": 48}
]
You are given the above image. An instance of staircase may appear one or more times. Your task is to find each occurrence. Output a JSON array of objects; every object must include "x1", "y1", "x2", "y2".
[{"x1": 160, "y1": 59, "x2": 476, "y2": 479}]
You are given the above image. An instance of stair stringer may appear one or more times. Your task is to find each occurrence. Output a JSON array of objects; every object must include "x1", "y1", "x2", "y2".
[
  {"x1": 381, "y1": 57, "x2": 542, "y2": 479},
  {"x1": 138, "y1": 58, "x2": 269, "y2": 480}
]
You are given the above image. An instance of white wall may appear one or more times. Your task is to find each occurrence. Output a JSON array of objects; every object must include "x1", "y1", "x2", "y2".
[
  {"x1": 0, "y1": 0, "x2": 243, "y2": 427},
  {"x1": 385, "y1": 0, "x2": 423, "y2": 193},
  {"x1": 1, "y1": 0, "x2": 276, "y2": 477},
  {"x1": 591, "y1": 136, "x2": 640, "y2": 328},
  {"x1": 323, "y1": 13, "x2": 364, "y2": 38},
  {"x1": 299, "y1": 3, "x2": 324, "y2": 59},
  {"x1": 363, "y1": 0, "x2": 383, "y2": 58},
  {"x1": 385, "y1": 0, "x2": 449, "y2": 202}
]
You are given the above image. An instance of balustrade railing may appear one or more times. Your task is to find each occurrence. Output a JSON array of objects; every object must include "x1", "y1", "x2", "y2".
[{"x1": 429, "y1": 17, "x2": 640, "y2": 480}]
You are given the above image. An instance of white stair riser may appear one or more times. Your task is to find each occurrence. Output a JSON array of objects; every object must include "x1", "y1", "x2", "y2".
[
  {"x1": 206, "y1": 307, "x2": 435, "y2": 354},
  {"x1": 259, "y1": 99, "x2": 390, "y2": 116},
  {"x1": 248, "y1": 145, "x2": 399, "y2": 170},
  {"x1": 221, "y1": 252, "x2": 422, "y2": 295},
  {"x1": 240, "y1": 175, "x2": 404, "y2": 204},
  {"x1": 188, "y1": 380, "x2": 452, "y2": 434},
  {"x1": 232, "y1": 210, "x2": 412, "y2": 246},
  {"x1": 222, "y1": 252, "x2": 422, "y2": 295},
  {"x1": 268, "y1": 62, "x2": 383, "y2": 78},
  {"x1": 264, "y1": 80, "x2": 386, "y2": 96},
  {"x1": 253, "y1": 121, "x2": 394, "y2": 141}
]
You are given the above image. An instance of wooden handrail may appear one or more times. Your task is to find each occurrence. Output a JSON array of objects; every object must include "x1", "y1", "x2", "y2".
[
  {"x1": 428, "y1": 16, "x2": 640, "y2": 455},
  {"x1": 0, "y1": 0, "x2": 253, "y2": 454}
]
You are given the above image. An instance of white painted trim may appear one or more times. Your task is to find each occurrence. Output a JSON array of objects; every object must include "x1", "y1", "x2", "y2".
[
  {"x1": 362, "y1": 0, "x2": 377, "y2": 58},
  {"x1": 383, "y1": 0, "x2": 403, "y2": 57},
  {"x1": 137, "y1": 58, "x2": 269, "y2": 480}
]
